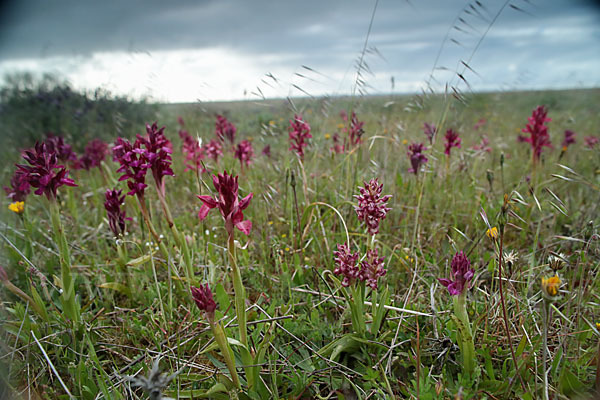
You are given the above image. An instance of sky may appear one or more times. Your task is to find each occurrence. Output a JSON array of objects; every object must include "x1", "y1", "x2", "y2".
[{"x1": 0, "y1": 0, "x2": 598, "y2": 103}]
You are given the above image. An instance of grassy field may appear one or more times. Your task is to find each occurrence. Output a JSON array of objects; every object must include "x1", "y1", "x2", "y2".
[{"x1": 1, "y1": 88, "x2": 599, "y2": 399}]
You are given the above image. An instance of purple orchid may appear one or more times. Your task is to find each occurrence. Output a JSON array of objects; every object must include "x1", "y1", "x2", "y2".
[
  {"x1": 354, "y1": 178, "x2": 391, "y2": 236},
  {"x1": 197, "y1": 171, "x2": 253, "y2": 237},
  {"x1": 438, "y1": 251, "x2": 474, "y2": 296},
  {"x1": 16, "y1": 142, "x2": 76, "y2": 200}
]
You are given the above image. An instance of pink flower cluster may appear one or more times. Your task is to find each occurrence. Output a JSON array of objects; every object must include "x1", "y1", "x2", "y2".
[
  {"x1": 4, "y1": 168, "x2": 30, "y2": 202},
  {"x1": 197, "y1": 171, "x2": 253, "y2": 238},
  {"x1": 75, "y1": 139, "x2": 109, "y2": 170},
  {"x1": 423, "y1": 122, "x2": 436, "y2": 144},
  {"x1": 215, "y1": 114, "x2": 236, "y2": 146},
  {"x1": 113, "y1": 122, "x2": 174, "y2": 197},
  {"x1": 333, "y1": 245, "x2": 387, "y2": 289},
  {"x1": 235, "y1": 140, "x2": 254, "y2": 168},
  {"x1": 333, "y1": 178, "x2": 390, "y2": 290},
  {"x1": 444, "y1": 129, "x2": 461, "y2": 156},
  {"x1": 191, "y1": 284, "x2": 217, "y2": 316},
  {"x1": 179, "y1": 130, "x2": 205, "y2": 172},
  {"x1": 407, "y1": 143, "x2": 428, "y2": 174},
  {"x1": 438, "y1": 251, "x2": 474, "y2": 296},
  {"x1": 561, "y1": 130, "x2": 576, "y2": 150},
  {"x1": 104, "y1": 188, "x2": 129, "y2": 237},
  {"x1": 16, "y1": 142, "x2": 77, "y2": 200},
  {"x1": 354, "y1": 178, "x2": 392, "y2": 236},
  {"x1": 518, "y1": 105, "x2": 552, "y2": 161},
  {"x1": 289, "y1": 114, "x2": 312, "y2": 160}
]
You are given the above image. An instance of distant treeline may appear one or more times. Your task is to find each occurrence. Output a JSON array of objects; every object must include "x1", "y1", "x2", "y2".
[{"x1": 0, "y1": 73, "x2": 158, "y2": 157}]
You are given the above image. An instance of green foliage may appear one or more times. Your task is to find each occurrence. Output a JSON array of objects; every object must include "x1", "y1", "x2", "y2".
[{"x1": 0, "y1": 88, "x2": 599, "y2": 399}]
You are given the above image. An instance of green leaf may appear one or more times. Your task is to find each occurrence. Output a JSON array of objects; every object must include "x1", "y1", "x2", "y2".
[
  {"x1": 98, "y1": 282, "x2": 130, "y2": 296},
  {"x1": 515, "y1": 333, "x2": 527, "y2": 358},
  {"x1": 126, "y1": 253, "x2": 153, "y2": 266},
  {"x1": 558, "y1": 368, "x2": 585, "y2": 397},
  {"x1": 214, "y1": 283, "x2": 230, "y2": 311}
]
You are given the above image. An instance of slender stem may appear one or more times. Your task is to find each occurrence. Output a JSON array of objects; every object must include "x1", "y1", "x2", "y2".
[
  {"x1": 49, "y1": 200, "x2": 79, "y2": 324},
  {"x1": 156, "y1": 189, "x2": 194, "y2": 286},
  {"x1": 227, "y1": 234, "x2": 255, "y2": 389},
  {"x1": 227, "y1": 235, "x2": 247, "y2": 347},
  {"x1": 498, "y1": 228, "x2": 526, "y2": 390},
  {"x1": 542, "y1": 300, "x2": 550, "y2": 400},
  {"x1": 453, "y1": 292, "x2": 475, "y2": 377},
  {"x1": 411, "y1": 175, "x2": 425, "y2": 253},
  {"x1": 211, "y1": 319, "x2": 241, "y2": 389}
]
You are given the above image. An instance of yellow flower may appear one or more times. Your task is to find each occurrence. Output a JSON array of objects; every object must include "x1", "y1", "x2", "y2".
[
  {"x1": 541, "y1": 275, "x2": 561, "y2": 298},
  {"x1": 486, "y1": 227, "x2": 498, "y2": 240},
  {"x1": 337, "y1": 123, "x2": 345, "y2": 130},
  {"x1": 402, "y1": 139, "x2": 408, "y2": 145},
  {"x1": 596, "y1": 322, "x2": 600, "y2": 330},
  {"x1": 281, "y1": 234, "x2": 287, "y2": 238},
  {"x1": 324, "y1": 133, "x2": 331, "y2": 140},
  {"x1": 285, "y1": 247, "x2": 290, "y2": 252},
  {"x1": 268, "y1": 221, "x2": 273, "y2": 226},
  {"x1": 269, "y1": 120, "x2": 276, "y2": 126},
  {"x1": 8, "y1": 201, "x2": 25, "y2": 215}
]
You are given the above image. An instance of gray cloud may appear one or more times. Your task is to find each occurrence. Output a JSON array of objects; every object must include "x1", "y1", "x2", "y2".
[{"x1": 0, "y1": 0, "x2": 598, "y2": 101}]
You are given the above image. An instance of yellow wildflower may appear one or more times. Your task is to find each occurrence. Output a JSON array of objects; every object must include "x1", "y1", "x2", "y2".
[
  {"x1": 541, "y1": 275, "x2": 561, "y2": 298},
  {"x1": 269, "y1": 120, "x2": 275, "y2": 126},
  {"x1": 281, "y1": 234, "x2": 287, "y2": 238},
  {"x1": 285, "y1": 247, "x2": 290, "y2": 252},
  {"x1": 596, "y1": 322, "x2": 600, "y2": 330},
  {"x1": 402, "y1": 139, "x2": 408, "y2": 145},
  {"x1": 337, "y1": 123, "x2": 345, "y2": 130},
  {"x1": 486, "y1": 227, "x2": 498, "y2": 240},
  {"x1": 8, "y1": 201, "x2": 25, "y2": 215},
  {"x1": 267, "y1": 221, "x2": 273, "y2": 225},
  {"x1": 324, "y1": 133, "x2": 331, "y2": 140}
]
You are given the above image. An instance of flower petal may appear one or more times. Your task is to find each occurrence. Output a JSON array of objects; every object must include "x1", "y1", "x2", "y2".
[
  {"x1": 438, "y1": 278, "x2": 452, "y2": 287},
  {"x1": 239, "y1": 193, "x2": 253, "y2": 210},
  {"x1": 198, "y1": 204, "x2": 212, "y2": 220},
  {"x1": 235, "y1": 219, "x2": 252, "y2": 235},
  {"x1": 196, "y1": 195, "x2": 217, "y2": 208}
]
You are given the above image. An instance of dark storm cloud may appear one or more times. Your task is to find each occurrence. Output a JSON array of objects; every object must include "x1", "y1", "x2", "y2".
[
  {"x1": 0, "y1": 0, "x2": 598, "y2": 100},
  {"x1": 0, "y1": 0, "x2": 596, "y2": 59}
]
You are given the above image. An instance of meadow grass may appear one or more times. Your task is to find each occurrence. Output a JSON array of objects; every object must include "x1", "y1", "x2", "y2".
[{"x1": 0, "y1": 88, "x2": 599, "y2": 399}]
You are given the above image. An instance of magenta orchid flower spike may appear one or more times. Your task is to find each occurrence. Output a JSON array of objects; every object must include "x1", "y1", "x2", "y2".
[
  {"x1": 234, "y1": 140, "x2": 254, "y2": 168},
  {"x1": 359, "y1": 248, "x2": 387, "y2": 290},
  {"x1": 179, "y1": 130, "x2": 205, "y2": 172},
  {"x1": 289, "y1": 114, "x2": 312, "y2": 160},
  {"x1": 113, "y1": 137, "x2": 150, "y2": 197},
  {"x1": 438, "y1": 251, "x2": 474, "y2": 296},
  {"x1": 423, "y1": 122, "x2": 436, "y2": 144},
  {"x1": 215, "y1": 114, "x2": 236, "y2": 145},
  {"x1": 191, "y1": 284, "x2": 217, "y2": 316},
  {"x1": 407, "y1": 142, "x2": 428, "y2": 174},
  {"x1": 518, "y1": 105, "x2": 552, "y2": 161},
  {"x1": 354, "y1": 178, "x2": 391, "y2": 236},
  {"x1": 75, "y1": 138, "x2": 109, "y2": 170},
  {"x1": 137, "y1": 122, "x2": 174, "y2": 192},
  {"x1": 444, "y1": 129, "x2": 461, "y2": 156},
  {"x1": 44, "y1": 134, "x2": 77, "y2": 163},
  {"x1": 104, "y1": 188, "x2": 129, "y2": 237},
  {"x1": 333, "y1": 243, "x2": 360, "y2": 287},
  {"x1": 204, "y1": 139, "x2": 223, "y2": 162},
  {"x1": 197, "y1": 171, "x2": 253, "y2": 237},
  {"x1": 4, "y1": 168, "x2": 31, "y2": 202},
  {"x1": 584, "y1": 136, "x2": 599, "y2": 149},
  {"x1": 561, "y1": 130, "x2": 576, "y2": 150},
  {"x1": 16, "y1": 142, "x2": 76, "y2": 200},
  {"x1": 348, "y1": 112, "x2": 365, "y2": 147}
]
